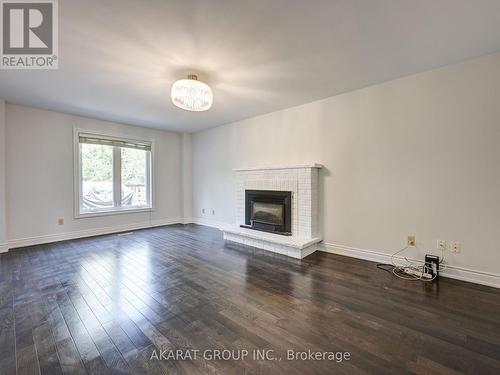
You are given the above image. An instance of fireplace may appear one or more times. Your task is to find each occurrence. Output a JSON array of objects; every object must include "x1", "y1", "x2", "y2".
[
  {"x1": 223, "y1": 164, "x2": 322, "y2": 258},
  {"x1": 242, "y1": 190, "x2": 292, "y2": 235}
]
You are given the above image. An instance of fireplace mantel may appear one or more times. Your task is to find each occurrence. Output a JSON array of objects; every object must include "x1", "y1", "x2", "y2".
[
  {"x1": 233, "y1": 164, "x2": 323, "y2": 172},
  {"x1": 222, "y1": 164, "x2": 322, "y2": 259}
]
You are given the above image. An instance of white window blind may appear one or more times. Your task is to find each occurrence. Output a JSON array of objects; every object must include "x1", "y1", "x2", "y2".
[{"x1": 79, "y1": 135, "x2": 151, "y2": 151}]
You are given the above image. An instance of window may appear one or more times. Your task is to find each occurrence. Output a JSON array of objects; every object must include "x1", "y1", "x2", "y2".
[{"x1": 75, "y1": 131, "x2": 153, "y2": 217}]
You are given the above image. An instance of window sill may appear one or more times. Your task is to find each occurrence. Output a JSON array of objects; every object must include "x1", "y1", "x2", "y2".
[{"x1": 75, "y1": 207, "x2": 155, "y2": 219}]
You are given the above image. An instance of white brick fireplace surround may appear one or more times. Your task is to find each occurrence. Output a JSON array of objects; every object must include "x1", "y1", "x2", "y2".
[{"x1": 222, "y1": 164, "x2": 323, "y2": 259}]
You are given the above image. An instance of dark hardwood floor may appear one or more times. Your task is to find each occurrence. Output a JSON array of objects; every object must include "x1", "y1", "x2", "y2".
[{"x1": 1, "y1": 224, "x2": 499, "y2": 375}]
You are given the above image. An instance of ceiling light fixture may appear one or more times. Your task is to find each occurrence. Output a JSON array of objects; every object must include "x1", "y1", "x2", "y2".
[{"x1": 171, "y1": 74, "x2": 213, "y2": 112}]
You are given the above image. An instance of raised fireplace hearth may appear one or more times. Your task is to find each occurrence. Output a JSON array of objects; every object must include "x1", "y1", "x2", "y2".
[
  {"x1": 222, "y1": 164, "x2": 323, "y2": 259},
  {"x1": 242, "y1": 190, "x2": 292, "y2": 235}
]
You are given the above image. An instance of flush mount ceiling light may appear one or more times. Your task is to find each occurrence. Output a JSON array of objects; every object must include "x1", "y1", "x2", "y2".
[{"x1": 171, "y1": 74, "x2": 213, "y2": 112}]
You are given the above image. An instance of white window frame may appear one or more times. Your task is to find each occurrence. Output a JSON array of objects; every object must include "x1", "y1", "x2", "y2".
[{"x1": 73, "y1": 128, "x2": 155, "y2": 218}]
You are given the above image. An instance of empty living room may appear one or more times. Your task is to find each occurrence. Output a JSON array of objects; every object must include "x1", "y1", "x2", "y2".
[{"x1": 1, "y1": 1, "x2": 500, "y2": 374}]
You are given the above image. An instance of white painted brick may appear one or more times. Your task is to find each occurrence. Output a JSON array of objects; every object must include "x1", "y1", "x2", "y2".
[{"x1": 234, "y1": 166, "x2": 321, "y2": 254}]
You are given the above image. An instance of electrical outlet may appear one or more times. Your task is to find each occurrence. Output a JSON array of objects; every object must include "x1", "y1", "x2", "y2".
[
  {"x1": 437, "y1": 240, "x2": 446, "y2": 251},
  {"x1": 58, "y1": 218, "x2": 64, "y2": 225},
  {"x1": 451, "y1": 241, "x2": 461, "y2": 253},
  {"x1": 407, "y1": 235, "x2": 416, "y2": 246}
]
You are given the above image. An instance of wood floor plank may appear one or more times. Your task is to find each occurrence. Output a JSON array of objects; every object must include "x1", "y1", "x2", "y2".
[
  {"x1": 56, "y1": 291, "x2": 110, "y2": 375},
  {"x1": 32, "y1": 321, "x2": 63, "y2": 375},
  {"x1": 63, "y1": 287, "x2": 133, "y2": 375},
  {"x1": 44, "y1": 294, "x2": 88, "y2": 375}
]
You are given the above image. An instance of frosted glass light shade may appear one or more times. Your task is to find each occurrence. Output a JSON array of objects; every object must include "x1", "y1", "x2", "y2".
[{"x1": 171, "y1": 75, "x2": 213, "y2": 112}]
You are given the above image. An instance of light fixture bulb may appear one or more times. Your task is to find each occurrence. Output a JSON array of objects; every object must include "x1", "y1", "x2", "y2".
[{"x1": 171, "y1": 74, "x2": 213, "y2": 112}]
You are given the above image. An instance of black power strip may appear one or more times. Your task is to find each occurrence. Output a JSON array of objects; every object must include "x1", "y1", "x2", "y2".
[{"x1": 424, "y1": 254, "x2": 440, "y2": 279}]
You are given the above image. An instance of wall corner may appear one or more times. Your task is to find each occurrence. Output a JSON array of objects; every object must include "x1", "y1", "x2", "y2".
[
  {"x1": 181, "y1": 132, "x2": 193, "y2": 222},
  {"x1": 0, "y1": 100, "x2": 6, "y2": 248}
]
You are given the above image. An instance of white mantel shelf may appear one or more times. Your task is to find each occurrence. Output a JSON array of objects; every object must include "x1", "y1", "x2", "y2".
[{"x1": 232, "y1": 164, "x2": 323, "y2": 172}]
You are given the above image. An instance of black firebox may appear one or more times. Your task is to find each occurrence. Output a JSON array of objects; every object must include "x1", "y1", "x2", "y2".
[{"x1": 241, "y1": 190, "x2": 292, "y2": 235}]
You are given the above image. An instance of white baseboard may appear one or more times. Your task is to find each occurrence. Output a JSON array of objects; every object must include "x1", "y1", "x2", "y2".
[
  {"x1": 321, "y1": 242, "x2": 500, "y2": 289},
  {"x1": 186, "y1": 221, "x2": 500, "y2": 289},
  {"x1": 189, "y1": 217, "x2": 227, "y2": 229},
  {"x1": 6, "y1": 220, "x2": 499, "y2": 289},
  {"x1": 6, "y1": 217, "x2": 184, "y2": 250}
]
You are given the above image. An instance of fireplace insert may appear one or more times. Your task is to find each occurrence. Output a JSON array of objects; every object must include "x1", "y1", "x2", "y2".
[{"x1": 242, "y1": 190, "x2": 292, "y2": 235}]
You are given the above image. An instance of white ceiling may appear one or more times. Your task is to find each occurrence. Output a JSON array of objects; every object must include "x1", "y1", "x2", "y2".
[{"x1": 2, "y1": 0, "x2": 500, "y2": 132}]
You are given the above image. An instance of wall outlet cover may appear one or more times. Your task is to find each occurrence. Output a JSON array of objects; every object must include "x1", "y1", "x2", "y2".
[
  {"x1": 437, "y1": 240, "x2": 446, "y2": 251},
  {"x1": 407, "y1": 235, "x2": 416, "y2": 246},
  {"x1": 451, "y1": 242, "x2": 461, "y2": 253}
]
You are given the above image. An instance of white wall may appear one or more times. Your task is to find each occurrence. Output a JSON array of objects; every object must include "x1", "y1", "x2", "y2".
[
  {"x1": 192, "y1": 52, "x2": 500, "y2": 279},
  {"x1": 0, "y1": 101, "x2": 6, "y2": 251},
  {"x1": 5, "y1": 104, "x2": 185, "y2": 246}
]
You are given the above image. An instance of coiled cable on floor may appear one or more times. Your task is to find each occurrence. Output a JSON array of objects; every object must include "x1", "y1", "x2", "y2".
[{"x1": 377, "y1": 244, "x2": 446, "y2": 282}]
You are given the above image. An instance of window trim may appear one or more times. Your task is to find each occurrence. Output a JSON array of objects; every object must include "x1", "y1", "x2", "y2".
[{"x1": 73, "y1": 128, "x2": 156, "y2": 219}]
